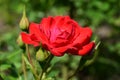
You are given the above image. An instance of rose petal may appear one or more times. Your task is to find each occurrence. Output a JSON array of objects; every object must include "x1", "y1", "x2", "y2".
[
  {"x1": 67, "y1": 47, "x2": 78, "y2": 55},
  {"x1": 54, "y1": 16, "x2": 70, "y2": 23},
  {"x1": 50, "y1": 45, "x2": 70, "y2": 56},
  {"x1": 72, "y1": 27, "x2": 92, "y2": 47},
  {"x1": 73, "y1": 34, "x2": 90, "y2": 47},
  {"x1": 55, "y1": 16, "x2": 70, "y2": 28},
  {"x1": 29, "y1": 22, "x2": 49, "y2": 45},
  {"x1": 80, "y1": 27, "x2": 92, "y2": 38},
  {"x1": 21, "y1": 32, "x2": 39, "y2": 46},
  {"x1": 64, "y1": 16, "x2": 71, "y2": 22},
  {"x1": 78, "y1": 42, "x2": 95, "y2": 56},
  {"x1": 40, "y1": 17, "x2": 54, "y2": 37},
  {"x1": 29, "y1": 22, "x2": 40, "y2": 34},
  {"x1": 51, "y1": 39, "x2": 68, "y2": 47}
]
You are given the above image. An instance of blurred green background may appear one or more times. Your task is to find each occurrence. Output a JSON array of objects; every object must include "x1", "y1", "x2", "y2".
[{"x1": 0, "y1": 0, "x2": 120, "y2": 80}]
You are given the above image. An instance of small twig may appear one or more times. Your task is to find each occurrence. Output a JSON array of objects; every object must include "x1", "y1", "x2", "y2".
[
  {"x1": 62, "y1": 65, "x2": 68, "y2": 80},
  {"x1": 22, "y1": 54, "x2": 27, "y2": 80}
]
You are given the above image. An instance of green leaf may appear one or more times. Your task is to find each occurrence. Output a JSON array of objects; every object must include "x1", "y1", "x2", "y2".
[
  {"x1": 47, "y1": 70, "x2": 59, "y2": 78},
  {"x1": 44, "y1": 77, "x2": 55, "y2": 80},
  {"x1": 0, "y1": 64, "x2": 11, "y2": 71}
]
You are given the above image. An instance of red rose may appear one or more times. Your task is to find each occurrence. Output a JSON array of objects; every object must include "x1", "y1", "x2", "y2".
[{"x1": 21, "y1": 16, "x2": 95, "y2": 56}]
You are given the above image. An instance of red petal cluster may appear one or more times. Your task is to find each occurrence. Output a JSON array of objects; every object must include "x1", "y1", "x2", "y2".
[{"x1": 21, "y1": 16, "x2": 95, "y2": 56}]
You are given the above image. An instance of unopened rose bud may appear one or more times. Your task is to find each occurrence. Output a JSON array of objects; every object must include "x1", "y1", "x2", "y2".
[
  {"x1": 17, "y1": 35, "x2": 24, "y2": 47},
  {"x1": 19, "y1": 7, "x2": 29, "y2": 31},
  {"x1": 36, "y1": 49, "x2": 50, "y2": 61}
]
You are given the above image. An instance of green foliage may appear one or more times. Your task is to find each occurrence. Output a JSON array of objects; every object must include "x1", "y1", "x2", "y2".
[{"x1": 0, "y1": 0, "x2": 120, "y2": 80}]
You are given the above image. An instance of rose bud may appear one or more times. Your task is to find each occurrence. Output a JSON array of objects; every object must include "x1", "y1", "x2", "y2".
[
  {"x1": 21, "y1": 16, "x2": 95, "y2": 56},
  {"x1": 17, "y1": 35, "x2": 24, "y2": 47},
  {"x1": 36, "y1": 49, "x2": 49, "y2": 61},
  {"x1": 19, "y1": 7, "x2": 29, "y2": 31}
]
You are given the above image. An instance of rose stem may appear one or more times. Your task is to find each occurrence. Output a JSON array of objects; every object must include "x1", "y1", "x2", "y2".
[
  {"x1": 25, "y1": 44, "x2": 39, "y2": 79},
  {"x1": 22, "y1": 53, "x2": 27, "y2": 80},
  {"x1": 68, "y1": 46, "x2": 99, "y2": 80},
  {"x1": 39, "y1": 54, "x2": 54, "y2": 80},
  {"x1": 25, "y1": 44, "x2": 33, "y2": 67},
  {"x1": 68, "y1": 57, "x2": 85, "y2": 80}
]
